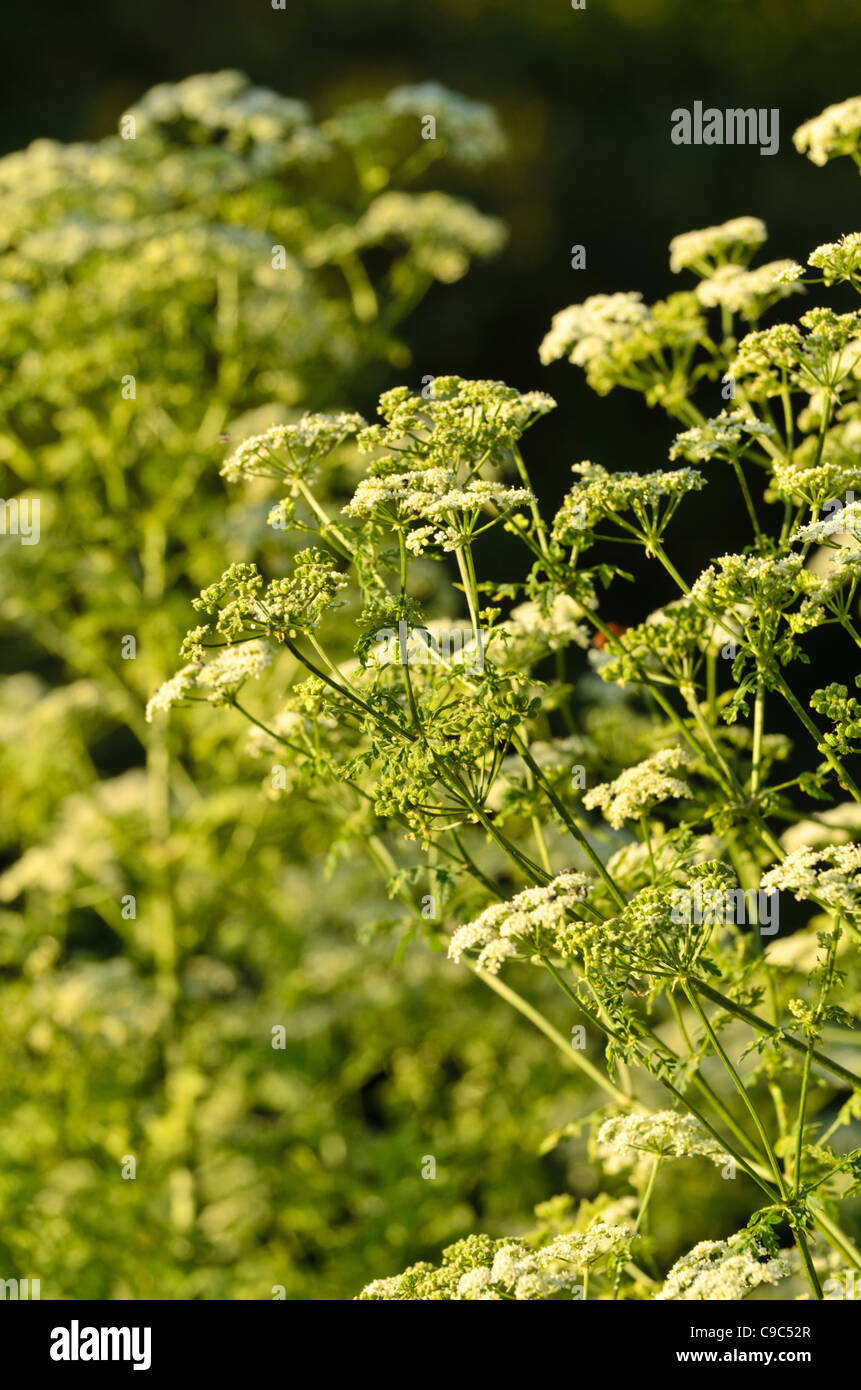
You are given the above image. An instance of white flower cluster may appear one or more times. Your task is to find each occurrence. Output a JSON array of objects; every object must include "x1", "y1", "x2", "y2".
[
  {"x1": 358, "y1": 377, "x2": 555, "y2": 465},
  {"x1": 656, "y1": 1236, "x2": 790, "y2": 1301},
  {"x1": 344, "y1": 466, "x2": 450, "y2": 518},
  {"x1": 761, "y1": 843, "x2": 861, "y2": 915},
  {"x1": 447, "y1": 873, "x2": 592, "y2": 975},
  {"x1": 491, "y1": 594, "x2": 591, "y2": 667},
  {"x1": 357, "y1": 1219, "x2": 634, "y2": 1300},
  {"x1": 129, "y1": 71, "x2": 330, "y2": 171},
  {"x1": 582, "y1": 748, "x2": 691, "y2": 829},
  {"x1": 791, "y1": 499, "x2": 861, "y2": 544},
  {"x1": 145, "y1": 665, "x2": 200, "y2": 722},
  {"x1": 808, "y1": 232, "x2": 861, "y2": 285},
  {"x1": 359, "y1": 191, "x2": 506, "y2": 283},
  {"x1": 539, "y1": 292, "x2": 651, "y2": 367},
  {"x1": 794, "y1": 96, "x2": 861, "y2": 167},
  {"x1": 462, "y1": 1224, "x2": 633, "y2": 1300},
  {"x1": 729, "y1": 322, "x2": 803, "y2": 398},
  {"x1": 553, "y1": 462, "x2": 704, "y2": 539},
  {"x1": 788, "y1": 550, "x2": 861, "y2": 634},
  {"x1": 384, "y1": 83, "x2": 507, "y2": 164},
  {"x1": 776, "y1": 261, "x2": 806, "y2": 283},
  {"x1": 343, "y1": 468, "x2": 533, "y2": 541},
  {"x1": 694, "y1": 261, "x2": 803, "y2": 320},
  {"x1": 669, "y1": 218, "x2": 768, "y2": 275},
  {"x1": 690, "y1": 551, "x2": 806, "y2": 611},
  {"x1": 596, "y1": 1111, "x2": 731, "y2": 1169},
  {"x1": 771, "y1": 456, "x2": 861, "y2": 506},
  {"x1": 221, "y1": 414, "x2": 365, "y2": 484},
  {"x1": 195, "y1": 640, "x2": 274, "y2": 705},
  {"x1": 145, "y1": 641, "x2": 273, "y2": 721},
  {"x1": 670, "y1": 409, "x2": 775, "y2": 462}
]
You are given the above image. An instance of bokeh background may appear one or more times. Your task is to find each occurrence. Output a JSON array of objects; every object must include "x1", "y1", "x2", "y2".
[{"x1": 2, "y1": 0, "x2": 860, "y2": 1299}]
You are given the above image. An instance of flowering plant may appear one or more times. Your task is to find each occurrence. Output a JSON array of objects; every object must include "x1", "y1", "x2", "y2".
[{"x1": 156, "y1": 97, "x2": 861, "y2": 1301}]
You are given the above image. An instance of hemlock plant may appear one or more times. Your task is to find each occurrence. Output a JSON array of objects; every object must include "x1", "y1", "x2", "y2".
[{"x1": 153, "y1": 94, "x2": 861, "y2": 1302}]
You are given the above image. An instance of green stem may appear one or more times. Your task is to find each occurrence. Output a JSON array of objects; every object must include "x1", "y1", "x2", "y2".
[
  {"x1": 731, "y1": 457, "x2": 765, "y2": 546},
  {"x1": 640, "y1": 814, "x2": 656, "y2": 884},
  {"x1": 751, "y1": 679, "x2": 765, "y2": 798},
  {"x1": 683, "y1": 983, "x2": 784, "y2": 1190},
  {"x1": 770, "y1": 670, "x2": 861, "y2": 804},
  {"x1": 468, "y1": 963, "x2": 628, "y2": 1104},
  {"x1": 693, "y1": 979, "x2": 861, "y2": 1088},
  {"x1": 514, "y1": 738, "x2": 628, "y2": 910},
  {"x1": 455, "y1": 544, "x2": 480, "y2": 643}
]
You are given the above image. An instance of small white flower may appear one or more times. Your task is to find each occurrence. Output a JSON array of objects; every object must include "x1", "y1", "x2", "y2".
[
  {"x1": 694, "y1": 261, "x2": 803, "y2": 320},
  {"x1": 539, "y1": 293, "x2": 651, "y2": 367},
  {"x1": 657, "y1": 1236, "x2": 790, "y2": 1300},
  {"x1": 145, "y1": 664, "x2": 201, "y2": 722},
  {"x1": 195, "y1": 640, "x2": 274, "y2": 705},
  {"x1": 221, "y1": 414, "x2": 365, "y2": 484},
  {"x1": 448, "y1": 873, "x2": 592, "y2": 973},
  {"x1": 669, "y1": 218, "x2": 767, "y2": 275},
  {"x1": 582, "y1": 748, "x2": 691, "y2": 829},
  {"x1": 596, "y1": 1111, "x2": 731, "y2": 1168},
  {"x1": 794, "y1": 97, "x2": 861, "y2": 167},
  {"x1": 761, "y1": 843, "x2": 861, "y2": 915},
  {"x1": 670, "y1": 409, "x2": 775, "y2": 462}
]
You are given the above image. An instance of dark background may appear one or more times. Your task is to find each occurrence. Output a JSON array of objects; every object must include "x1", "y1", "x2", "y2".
[{"x1": 5, "y1": 0, "x2": 861, "y2": 684}]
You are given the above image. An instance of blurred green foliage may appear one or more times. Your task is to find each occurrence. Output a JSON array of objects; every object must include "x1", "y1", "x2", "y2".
[{"x1": 0, "y1": 71, "x2": 566, "y2": 1300}]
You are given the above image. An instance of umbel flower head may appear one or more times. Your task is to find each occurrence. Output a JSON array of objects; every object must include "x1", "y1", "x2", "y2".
[
  {"x1": 184, "y1": 549, "x2": 348, "y2": 651},
  {"x1": 342, "y1": 468, "x2": 533, "y2": 534},
  {"x1": 145, "y1": 640, "x2": 273, "y2": 721},
  {"x1": 551, "y1": 462, "x2": 704, "y2": 544},
  {"x1": 772, "y1": 457, "x2": 861, "y2": 509},
  {"x1": 656, "y1": 1234, "x2": 790, "y2": 1301},
  {"x1": 357, "y1": 376, "x2": 555, "y2": 471},
  {"x1": 761, "y1": 842, "x2": 861, "y2": 917},
  {"x1": 690, "y1": 551, "x2": 808, "y2": 615},
  {"x1": 794, "y1": 95, "x2": 861, "y2": 168},
  {"x1": 693, "y1": 260, "x2": 803, "y2": 322},
  {"x1": 729, "y1": 322, "x2": 803, "y2": 398},
  {"x1": 790, "y1": 553, "x2": 861, "y2": 640},
  {"x1": 125, "y1": 70, "x2": 328, "y2": 169},
  {"x1": 808, "y1": 232, "x2": 861, "y2": 287},
  {"x1": 342, "y1": 378, "x2": 547, "y2": 549},
  {"x1": 539, "y1": 291, "x2": 707, "y2": 403},
  {"x1": 669, "y1": 216, "x2": 768, "y2": 276},
  {"x1": 383, "y1": 83, "x2": 507, "y2": 164},
  {"x1": 355, "y1": 1218, "x2": 635, "y2": 1300},
  {"x1": 447, "y1": 873, "x2": 592, "y2": 975},
  {"x1": 582, "y1": 748, "x2": 692, "y2": 829},
  {"x1": 596, "y1": 1110, "x2": 732, "y2": 1168},
  {"x1": 355, "y1": 191, "x2": 505, "y2": 283},
  {"x1": 597, "y1": 599, "x2": 710, "y2": 688},
  {"x1": 221, "y1": 413, "x2": 365, "y2": 484},
  {"x1": 145, "y1": 664, "x2": 201, "y2": 723},
  {"x1": 730, "y1": 308, "x2": 861, "y2": 403},
  {"x1": 670, "y1": 409, "x2": 775, "y2": 463},
  {"x1": 539, "y1": 292, "x2": 652, "y2": 367},
  {"x1": 791, "y1": 498, "x2": 861, "y2": 545},
  {"x1": 322, "y1": 82, "x2": 506, "y2": 169}
]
